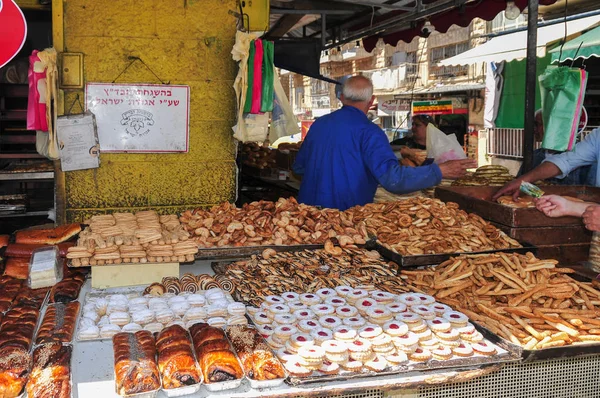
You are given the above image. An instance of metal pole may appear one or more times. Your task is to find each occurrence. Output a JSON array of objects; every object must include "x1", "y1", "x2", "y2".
[
  {"x1": 522, "y1": 0, "x2": 539, "y2": 173},
  {"x1": 321, "y1": 14, "x2": 327, "y2": 48}
]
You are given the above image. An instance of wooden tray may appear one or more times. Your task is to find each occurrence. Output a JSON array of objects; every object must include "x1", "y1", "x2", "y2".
[
  {"x1": 435, "y1": 185, "x2": 600, "y2": 228},
  {"x1": 491, "y1": 221, "x2": 592, "y2": 245}
]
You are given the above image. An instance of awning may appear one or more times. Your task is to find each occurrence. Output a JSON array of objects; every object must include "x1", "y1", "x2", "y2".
[
  {"x1": 550, "y1": 24, "x2": 600, "y2": 62},
  {"x1": 390, "y1": 82, "x2": 485, "y2": 97},
  {"x1": 439, "y1": 14, "x2": 600, "y2": 66}
]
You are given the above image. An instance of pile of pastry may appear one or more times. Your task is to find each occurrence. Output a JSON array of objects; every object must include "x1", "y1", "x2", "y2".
[
  {"x1": 67, "y1": 210, "x2": 198, "y2": 266},
  {"x1": 248, "y1": 288, "x2": 502, "y2": 378},
  {"x1": 145, "y1": 273, "x2": 235, "y2": 295},
  {"x1": 78, "y1": 287, "x2": 247, "y2": 340},
  {"x1": 349, "y1": 198, "x2": 521, "y2": 256},
  {"x1": 241, "y1": 142, "x2": 276, "y2": 170},
  {"x1": 180, "y1": 197, "x2": 366, "y2": 248},
  {"x1": 223, "y1": 247, "x2": 405, "y2": 307},
  {"x1": 452, "y1": 165, "x2": 514, "y2": 187}
]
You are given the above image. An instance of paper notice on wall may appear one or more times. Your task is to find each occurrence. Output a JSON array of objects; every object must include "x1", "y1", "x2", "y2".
[{"x1": 56, "y1": 112, "x2": 100, "y2": 172}]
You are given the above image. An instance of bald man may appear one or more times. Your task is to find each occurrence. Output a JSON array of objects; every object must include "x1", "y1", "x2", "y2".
[{"x1": 293, "y1": 75, "x2": 475, "y2": 210}]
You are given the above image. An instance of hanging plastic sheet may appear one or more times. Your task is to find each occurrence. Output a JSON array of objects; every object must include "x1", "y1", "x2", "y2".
[
  {"x1": 232, "y1": 31, "x2": 258, "y2": 141},
  {"x1": 260, "y1": 40, "x2": 274, "y2": 113},
  {"x1": 250, "y1": 39, "x2": 264, "y2": 114},
  {"x1": 243, "y1": 40, "x2": 256, "y2": 114},
  {"x1": 539, "y1": 66, "x2": 588, "y2": 151}
]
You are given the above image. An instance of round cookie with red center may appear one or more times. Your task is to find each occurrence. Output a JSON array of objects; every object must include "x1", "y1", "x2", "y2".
[
  {"x1": 290, "y1": 333, "x2": 315, "y2": 349},
  {"x1": 443, "y1": 311, "x2": 469, "y2": 328},
  {"x1": 430, "y1": 303, "x2": 452, "y2": 316},
  {"x1": 356, "y1": 298, "x2": 378, "y2": 315},
  {"x1": 285, "y1": 360, "x2": 312, "y2": 377},
  {"x1": 457, "y1": 323, "x2": 476, "y2": 338},
  {"x1": 407, "y1": 320, "x2": 428, "y2": 333},
  {"x1": 284, "y1": 340, "x2": 299, "y2": 354},
  {"x1": 318, "y1": 360, "x2": 340, "y2": 375},
  {"x1": 247, "y1": 306, "x2": 260, "y2": 316},
  {"x1": 358, "y1": 325, "x2": 383, "y2": 340},
  {"x1": 310, "y1": 328, "x2": 333, "y2": 345},
  {"x1": 333, "y1": 325, "x2": 357, "y2": 342},
  {"x1": 299, "y1": 293, "x2": 320, "y2": 306},
  {"x1": 347, "y1": 289, "x2": 369, "y2": 302},
  {"x1": 431, "y1": 345, "x2": 453, "y2": 360},
  {"x1": 293, "y1": 309, "x2": 315, "y2": 321},
  {"x1": 335, "y1": 305, "x2": 358, "y2": 318},
  {"x1": 367, "y1": 306, "x2": 393, "y2": 321},
  {"x1": 395, "y1": 312, "x2": 422, "y2": 325},
  {"x1": 414, "y1": 328, "x2": 433, "y2": 342},
  {"x1": 370, "y1": 291, "x2": 396, "y2": 304},
  {"x1": 392, "y1": 332, "x2": 419, "y2": 353},
  {"x1": 298, "y1": 319, "x2": 320, "y2": 333},
  {"x1": 415, "y1": 294, "x2": 435, "y2": 305},
  {"x1": 343, "y1": 316, "x2": 367, "y2": 328},
  {"x1": 348, "y1": 338, "x2": 372, "y2": 353},
  {"x1": 341, "y1": 360, "x2": 363, "y2": 372},
  {"x1": 410, "y1": 305, "x2": 436, "y2": 320},
  {"x1": 335, "y1": 285, "x2": 353, "y2": 297},
  {"x1": 274, "y1": 313, "x2": 297, "y2": 325},
  {"x1": 427, "y1": 317, "x2": 451, "y2": 333},
  {"x1": 453, "y1": 342, "x2": 474, "y2": 357},
  {"x1": 383, "y1": 320, "x2": 409, "y2": 337},
  {"x1": 365, "y1": 355, "x2": 388, "y2": 372},
  {"x1": 420, "y1": 337, "x2": 440, "y2": 350},
  {"x1": 386, "y1": 302, "x2": 408, "y2": 314},
  {"x1": 351, "y1": 350, "x2": 376, "y2": 363},
  {"x1": 321, "y1": 339, "x2": 348, "y2": 354},
  {"x1": 274, "y1": 325, "x2": 298, "y2": 341},
  {"x1": 298, "y1": 345, "x2": 325, "y2": 361},
  {"x1": 398, "y1": 293, "x2": 421, "y2": 306},
  {"x1": 281, "y1": 292, "x2": 300, "y2": 302},
  {"x1": 319, "y1": 315, "x2": 343, "y2": 329},
  {"x1": 311, "y1": 304, "x2": 335, "y2": 317},
  {"x1": 386, "y1": 352, "x2": 408, "y2": 366},
  {"x1": 265, "y1": 295, "x2": 285, "y2": 305},
  {"x1": 257, "y1": 324, "x2": 275, "y2": 338},
  {"x1": 268, "y1": 304, "x2": 291, "y2": 316},
  {"x1": 253, "y1": 311, "x2": 271, "y2": 324},
  {"x1": 471, "y1": 341, "x2": 497, "y2": 356},
  {"x1": 438, "y1": 339, "x2": 461, "y2": 348},
  {"x1": 325, "y1": 296, "x2": 347, "y2": 307},
  {"x1": 316, "y1": 288, "x2": 336, "y2": 300},
  {"x1": 288, "y1": 301, "x2": 308, "y2": 311},
  {"x1": 408, "y1": 347, "x2": 432, "y2": 362},
  {"x1": 266, "y1": 335, "x2": 285, "y2": 349},
  {"x1": 276, "y1": 348, "x2": 296, "y2": 363},
  {"x1": 462, "y1": 331, "x2": 484, "y2": 343},
  {"x1": 436, "y1": 328, "x2": 460, "y2": 342}
]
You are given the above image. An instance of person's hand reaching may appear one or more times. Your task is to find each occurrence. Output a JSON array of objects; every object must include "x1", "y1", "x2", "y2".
[{"x1": 437, "y1": 159, "x2": 477, "y2": 179}]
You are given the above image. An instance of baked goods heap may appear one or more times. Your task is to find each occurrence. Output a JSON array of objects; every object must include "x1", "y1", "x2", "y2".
[
  {"x1": 223, "y1": 247, "x2": 403, "y2": 307},
  {"x1": 26, "y1": 343, "x2": 71, "y2": 398},
  {"x1": 349, "y1": 198, "x2": 521, "y2": 255},
  {"x1": 226, "y1": 325, "x2": 286, "y2": 381},
  {"x1": 36, "y1": 302, "x2": 80, "y2": 345},
  {"x1": 241, "y1": 142, "x2": 276, "y2": 169},
  {"x1": 248, "y1": 288, "x2": 503, "y2": 377},
  {"x1": 67, "y1": 210, "x2": 198, "y2": 266},
  {"x1": 145, "y1": 273, "x2": 235, "y2": 295},
  {"x1": 189, "y1": 323, "x2": 244, "y2": 384},
  {"x1": 157, "y1": 325, "x2": 202, "y2": 389},
  {"x1": 452, "y1": 165, "x2": 514, "y2": 187},
  {"x1": 113, "y1": 331, "x2": 161, "y2": 395},
  {"x1": 399, "y1": 252, "x2": 600, "y2": 349},
  {"x1": 78, "y1": 287, "x2": 247, "y2": 341},
  {"x1": 181, "y1": 197, "x2": 365, "y2": 248}
]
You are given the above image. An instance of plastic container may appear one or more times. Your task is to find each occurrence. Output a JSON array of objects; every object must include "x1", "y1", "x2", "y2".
[{"x1": 28, "y1": 246, "x2": 62, "y2": 289}]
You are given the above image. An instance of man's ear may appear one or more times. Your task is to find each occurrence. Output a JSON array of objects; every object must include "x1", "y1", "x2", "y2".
[{"x1": 368, "y1": 95, "x2": 375, "y2": 107}]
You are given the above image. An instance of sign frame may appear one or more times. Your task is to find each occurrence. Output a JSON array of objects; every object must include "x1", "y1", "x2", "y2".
[{"x1": 412, "y1": 100, "x2": 454, "y2": 115}]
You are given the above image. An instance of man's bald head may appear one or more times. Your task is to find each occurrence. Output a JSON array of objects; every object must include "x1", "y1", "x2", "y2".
[{"x1": 341, "y1": 75, "x2": 375, "y2": 114}]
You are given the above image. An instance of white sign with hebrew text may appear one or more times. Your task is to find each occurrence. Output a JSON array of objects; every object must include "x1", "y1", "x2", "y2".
[{"x1": 86, "y1": 83, "x2": 189, "y2": 152}]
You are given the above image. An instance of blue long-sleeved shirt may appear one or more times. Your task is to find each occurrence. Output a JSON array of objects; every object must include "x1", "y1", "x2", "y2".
[
  {"x1": 293, "y1": 106, "x2": 442, "y2": 210},
  {"x1": 543, "y1": 128, "x2": 600, "y2": 186}
]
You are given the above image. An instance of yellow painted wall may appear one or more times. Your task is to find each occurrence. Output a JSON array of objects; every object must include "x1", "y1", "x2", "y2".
[{"x1": 59, "y1": 0, "x2": 238, "y2": 222}]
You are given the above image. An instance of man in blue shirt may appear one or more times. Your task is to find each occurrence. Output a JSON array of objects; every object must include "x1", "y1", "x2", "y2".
[{"x1": 293, "y1": 76, "x2": 476, "y2": 210}]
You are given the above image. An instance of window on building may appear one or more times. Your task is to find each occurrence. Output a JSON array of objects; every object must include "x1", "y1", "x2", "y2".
[
  {"x1": 406, "y1": 51, "x2": 418, "y2": 77},
  {"x1": 490, "y1": 11, "x2": 526, "y2": 32},
  {"x1": 429, "y1": 42, "x2": 469, "y2": 78},
  {"x1": 294, "y1": 87, "x2": 304, "y2": 112},
  {"x1": 311, "y1": 78, "x2": 329, "y2": 96}
]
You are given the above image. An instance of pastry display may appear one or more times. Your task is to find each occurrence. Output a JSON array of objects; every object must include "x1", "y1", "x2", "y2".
[
  {"x1": 226, "y1": 325, "x2": 286, "y2": 380},
  {"x1": 0, "y1": 303, "x2": 39, "y2": 351},
  {"x1": 15, "y1": 223, "x2": 81, "y2": 245},
  {"x1": 143, "y1": 273, "x2": 235, "y2": 295},
  {"x1": 113, "y1": 330, "x2": 161, "y2": 395},
  {"x1": 0, "y1": 346, "x2": 31, "y2": 398},
  {"x1": 399, "y1": 252, "x2": 600, "y2": 349},
  {"x1": 189, "y1": 323, "x2": 244, "y2": 384},
  {"x1": 36, "y1": 301, "x2": 80, "y2": 344},
  {"x1": 77, "y1": 286, "x2": 246, "y2": 341},
  {"x1": 241, "y1": 142, "x2": 276, "y2": 169},
  {"x1": 350, "y1": 198, "x2": 521, "y2": 256},
  {"x1": 67, "y1": 210, "x2": 198, "y2": 266},
  {"x1": 156, "y1": 325, "x2": 201, "y2": 389},
  {"x1": 223, "y1": 247, "x2": 403, "y2": 306},
  {"x1": 26, "y1": 343, "x2": 71, "y2": 398},
  {"x1": 180, "y1": 197, "x2": 365, "y2": 248},
  {"x1": 49, "y1": 269, "x2": 86, "y2": 303},
  {"x1": 248, "y1": 289, "x2": 504, "y2": 378}
]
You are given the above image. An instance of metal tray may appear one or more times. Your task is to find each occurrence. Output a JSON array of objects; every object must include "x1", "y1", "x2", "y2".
[
  {"x1": 196, "y1": 244, "x2": 326, "y2": 261},
  {"x1": 435, "y1": 185, "x2": 600, "y2": 228},
  {"x1": 367, "y1": 240, "x2": 537, "y2": 268},
  {"x1": 472, "y1": 318, "x2": 600, "y2": 363}
]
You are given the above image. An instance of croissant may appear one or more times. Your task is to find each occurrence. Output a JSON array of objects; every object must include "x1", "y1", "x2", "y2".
[
  {"x1": 189, "y1": 324, "x2": 225, "y2": 347},
  {"x1": 198, "y1": 349, "x2": 243, "y2": 383},
  {"x1": 27, "y1": 343, "x2": 71, "y2": 398},
  {"x1": 0, "y1": 346, "x2": 31, "y2": 398},
  {"x1": 156, "y1": 325, "x2": 201, "y2": 389},
  {"x1": 36, "y1": 302, "x2": 80, "y2": 345},
  {"x1": 113, "y1": 331, "x2": 160, "y2": 395}
]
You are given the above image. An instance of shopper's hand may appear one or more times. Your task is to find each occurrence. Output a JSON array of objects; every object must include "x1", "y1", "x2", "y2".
[
  {"x1": 534, "y1": 195, "x2": 573, "y2": 218},
  {"x1": 582, "y1": 205, "x2": 600, "y2": 232},
  {"x1": 492, "y1": 178, "x2": 523, "y2": 201},
  {"x1": 438, "y1": 159, "x2": 477, "y2": 179}
]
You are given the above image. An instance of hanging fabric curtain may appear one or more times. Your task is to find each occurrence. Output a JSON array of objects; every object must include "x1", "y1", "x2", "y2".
[
  {"x1": 250, "y1": 39, "x2": 264, "y2": 114},
  {"x1": 243, "y1": 40, "x2": 257, "y2": 114},
  {"x1": 260, "y1": 40, "x2": 274, "y2": 113}
]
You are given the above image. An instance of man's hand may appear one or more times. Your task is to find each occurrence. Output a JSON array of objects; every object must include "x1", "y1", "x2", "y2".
[
  {"x1": 534, "y1": 195, "x2": 573, "y2": 218},
  {"x1": 437, "y1": 159, "x2": 478, "y2": 179},
  {"x1": 582, "y1": 205, "x2": 600, "y2": 232},
  {"x1": 492, "y1": 178, "x2": 523, "y2": 201}
]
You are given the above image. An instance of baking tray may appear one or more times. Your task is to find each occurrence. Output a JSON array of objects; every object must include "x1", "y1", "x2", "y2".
[
  {"x1": 366, "y1": 240, "x2": 537, "y2": 268},
  {"x1": 472, "y1": 320, "x2": 600, "y2": 362},
  {"x1": 435, "y1": 185, "x2": 600, "y2": 228},
  {"x1": 286, "y1": 343, "x2": 520, "y2": 386},
  {"x1": 196, "y1": 244, "x2": 326, "y2": 261},
  {"x1": 491, "y1": 221, "x2": 592, "y2": 245}
]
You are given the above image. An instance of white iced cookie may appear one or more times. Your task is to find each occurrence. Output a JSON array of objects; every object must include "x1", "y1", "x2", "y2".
[
  {"x1": 227, "y1": 315, "x2": 248, "y2": 326},
  {"x1": 128, "y1": 304, "x2": 149, "y2": 314},
  {"x1": 122, "y1": 323, "x2": 142, "y2": 332},
  {"x1": 100, "y1": 324, "x2": 121, "y2": 338},
  {"x1": 129, "y1": 297, "x2": 148, "y2": 306},
  {"x1": 79, "y1": 325, "x2": 100, "y2": 339},
  {"x1": 109, "y1": 311, "x2": 131, "y2": 326},
  {"x1": 187, "y1": 294, "x2": 206, "y2": 307},
  {"x1": 83, "y1": 310, "x2": 99, "y2": 323},
  {"x1": 171, "y1": 302, "x2": 190, "y2": 317},
  {"x1": 80, "y1": 318, "x2": 96, "y2": 328},
  {"x1": 168, "y1": 296, "x2": 187, "y2": 306},
  {"x1": 107, "y1": 304, "x2": 128, "y2": 315},
  {"x1": 149, "y1": 298, "x2": 168, "y2": 310},
  {"x1": 155, "y1": 309, "x2": 175, "y2": 324},
  {"x1": 131, "y1": 309, "x2": 154, "y2": 325},
  {"x1": 205, "y1": 288, "x2": 225, "y2": 301},
  {"x1": 206, "y1": 304, "x2": 227, "y2": 318},
  {"x1": 184, "y1": 307, "x2": 206, "y2": 322},
  {"x1": 97, "y1": 315, "x2": 110, "y2": 327},
  {"x1": 207, "y1": 317, "x2": 227, "y2": 327},
  {"x1": 227, "y1": 302, "x2": 246, "y2": 316},
  {"x1": 145, "y1": 322, "x2": 164, "y2": 334},
  {"x1": 83, "y1": 303, "x2": 97, "y2": 313}
]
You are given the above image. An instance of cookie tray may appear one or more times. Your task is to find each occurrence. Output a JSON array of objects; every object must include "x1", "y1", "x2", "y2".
[
  {"x1": 196, "y1": 244, "x2": 326, "y2": 261},
  {"x1": 286, "y1": 343, "x2": 520, "y2": 386},
  {"x1": 367, "y1": 239, "x2": 537, "y2": 268},
  {"x1": 472, "y1": 320, "x2": 600, "y2": 363}
]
